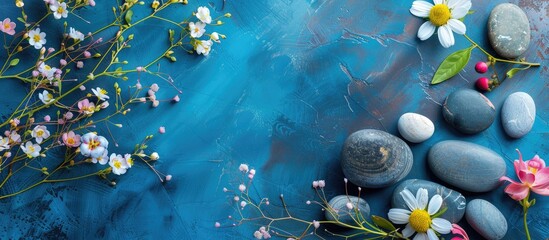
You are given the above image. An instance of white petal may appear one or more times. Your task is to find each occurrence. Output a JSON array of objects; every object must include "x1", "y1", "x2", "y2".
[
  {"x1": 451, "y1": 4, "x2": 471, "y2": 19},
  {"x1": 427, "y1": 229, "x2": 439, "y2": 240},
  {"x1": 414, "y1": 233, "x2": 428, "y2": 240},
  {"x1": 417, "y1": 21, "x2": 436, "y2": 40},
  {"x1": 431, "y1": 218, "x2": 452, "y2": 234},
  {"x1": 388, "y1": 208, "x2": 411, "y2": 224},
  {"x1": 427, "y1": 194, "x2": 443, "y2": 215},
  {"x1": 410, "y1": 1, "x2": 433, "y2": 18},
  {"x1": 416, "y1": 188, "x2": 429, "y2": 210},
  {"x1": 448, "y1": 0, "x2": 466, "y2": 8},
  {"x1": 433, "y1": 0, "x2": 442, "y2": 4},
  {"x1": 400, "y1": 189, "x2": 419, "y2": 210},
  {"x1": 437, "y1": 25, "x2": 454, "y2": 48},
  {"x1": 448, "y1": 19, "x2": 466, "y2": 35},
  {"x1": 402, "y1": 223, "x2": 416, "y2": 238}
]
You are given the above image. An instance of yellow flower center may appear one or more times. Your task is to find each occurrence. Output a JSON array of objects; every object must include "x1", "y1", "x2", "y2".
[
  {"x1": 4, "y1": 23, "x2": 10, "y2": 29},
  {"x1": 33, "y1": 34, "x2": 41, "y2": 42},
  {"x1": 429, "y1": 4, "x2": 451, "y2": 27},
  {"x1": 114, "y1": 161, "x2": 121, "y2": 169},
  {"x1": 36, "y1": 130, "x2": 44, "y2": 137},
  {"x1": 409, "y1": 209, "x2": 431, "y2": 233},
  {"x1": 57, "y1": 7, "x2": 64, "y2": 14},
  {"x1": 28, "y1": 146, "x2": 35, "y2": 152},
  {"x1": 47, "y1": 93, "x2": 53, "y2": 99},
  {"x1": 127, "y1": 157, "x2": 133, "y2": 166},
  {"x1": 67, "y1": 138, "x2": 75, "y2": 145},
  {"x1": 45, "y1": 65, "x2": 51, "y2": 71},
  {"x1": 100, "y1": 89, "x2": 107, "y2": 95},
  {"x1": 88, "y1": 139, "x2": 100, "y2": 150},
  {"x1": 528, "y1": 167, "x2": 538, "y2": 174}
]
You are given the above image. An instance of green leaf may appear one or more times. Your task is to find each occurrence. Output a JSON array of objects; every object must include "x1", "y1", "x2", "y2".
[
  {"x1": 506, "y1": 65, "x2": 531, "y2": 78},
  {"x1": 431, "y1": 46, "x2": 474, "y2": 85},
  {"x1": 371, "y1": 215, "x2": 396, "y2": 231},
  {"x1": 125, "y1": 10, "x2": 133, "y2": 25},
  {"x1": 9, "y1": 58, "x2": 19, "y2": 67},
  {"x1": 17, "y1": 17, "x2": 25, "y2": 24}
]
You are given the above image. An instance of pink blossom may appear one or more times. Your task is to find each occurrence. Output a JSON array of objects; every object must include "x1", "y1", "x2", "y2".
[
  {"x1": 312, "y1": 181, "x2": 319, "y2": 188},
  {"x1": 150, "y1": 83, "x2": 160, "y2": 92},
  {"x1": 44, "y1": 115, "x2": 51, "y2": 122},
  {"x1": 76, "y1": 61, "x2": 84, "y2": 68},
  {"x1": 83, "y1": 51, "x2": 91, "y2": 58},
  {"x1": 450, "y1": 224, "x2": 469, "y2": 240},
  {"x1": 318, "y1": 180, "x2": 325, "y2": 188},
  {"x1": 172, "y1": 95, "x2": 180, "y2": 102},
  {"x1": 147, "y1": 89, "x2": 155, "y2": 97},
  {"x1": 346, "y1": 202, "x2": 353, "y2": 210},
  {"x1": 500, "y1": 150, "x2": 549, "y2": 201},
  {"x1": 48, "y1": 48, "x2": 55, "y2": 53},
  {"x1": 214, "y1": 222, "x2": 221, "y2": 228},
  {"x1": 165, "y1": 175, "x2": 172, "y2": 181},
  {"x1": 0, "y1": 18, "x2": 16, "y2": 35},
  {"x1": 313, "y1": 220, "x2": 320, "y2": 229},
  {"x1": 78, "y1": 99, "x2": 95, "y2": 114},
  {"x1": 64, "y1": 111, "x2": 74, "y2": 119},
  {"x1": 62, "y1": 131, "x2": 81, "y2": 147},
  {"x1": 139, "y1": 97, "x2": 147, "y2": 103},
  {"x1": 238, "y1": 184, "x2": 246, "y2": 192},
  {"x1": 135, "y1": 83, "x2": 142, "y2": 89},
  {"x1": 60, "y1": 59, "x2": 67, "y2": 66},
  {"x1": 136, "y1": 66, "x2": 144, "y2": 72},
  {"x1": 152, "y1": 100, "x2": 160, "y2": 108},
  {"x1": 79, "y1": 85, "x2": 86, "y2": 91},
  {"x1": 158, "y1": 126, "x2": 166, "y2": 134},
  {"x1": 32, "y1": 70, "x2": 39, "y2": 77},
  {"x1": 88, "y1": 0, "x2": 95, "y2": 6}
]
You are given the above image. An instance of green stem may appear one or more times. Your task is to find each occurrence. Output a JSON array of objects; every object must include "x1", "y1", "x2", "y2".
[
  {"x1": 522, "y1": 194, "x2": 531, "y2": 240},
  {"x1": 463, "y1": 34, "x2": 540, "y2": 66}
]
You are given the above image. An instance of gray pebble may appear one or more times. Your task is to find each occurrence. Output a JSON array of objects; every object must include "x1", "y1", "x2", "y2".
[
  {"x1": 502, "y1": 92, "x2": 536, "y2": 138},
  {"x1": 466, "y1": 199, "x2": 508, "y2": 240}
]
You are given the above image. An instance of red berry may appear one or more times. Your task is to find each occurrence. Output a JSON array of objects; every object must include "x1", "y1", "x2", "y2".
[
  {"x1": 475, "y1": 61, "x2": 488, "y2": 73},
  {"x1": 476, "y1": 77, "x2": 490, "y2": 91}
]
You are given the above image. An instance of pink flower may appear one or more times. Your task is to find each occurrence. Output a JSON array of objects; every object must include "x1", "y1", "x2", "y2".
[
  {"x1": 78, "y1": 99, "x2": 95, "y2": 115},
  {"x1": 1, "y1": 18, "x2": 16, "y2": 35},
  {"x1": 158, "y1": 126, "x2": 166, "y2": 134},
  {"x1": 150, "y1": 83, "x2": 159, "y2": 92},
  {"x1": 172, "y1": 95, "x2": 180, "y2": 102},
  {"x1": 76, "y1": 61, "x2": 84, "y2": 68},
  {"x1": 450, "y1": 224, "x2": 469, "y2": 240},
  {"x1": 44, "y1": 115, "x2": 51, "y2": 122},
  {"x1": 62, "y1": 131, "x2": 81, "y2": 147},
  {"x1": 500, "y1": 150, "x2": 549, "y2": 201}
]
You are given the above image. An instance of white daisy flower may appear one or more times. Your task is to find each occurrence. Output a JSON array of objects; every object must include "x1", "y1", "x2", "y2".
[
  {"x1": 21, "y1": 141, "x2": 41, "y2": 158},
  {"x1": 38, "y1": 62, "x2": 57, "y2": 80},
  {"x1": 189, "y1": 22, "x2": 206, "y2": 38},
  {"x1": 80, "y1": 132, "x2": 109, "y2": 158},
  {"x1": 28, "y1": 28, "x2": 47, "y2": 49},
  {"x1": 388, "y1": 188, "x2": 452, "y2": 240},
  {"x1": 196, "y1": 6, "x2": 212, "y2": 24},
  {"x1": 69, "y1": 27, "x2": 85, "y2": 41},
  {"x1": 38, "y1": 90, "x2": 55, "y2": 104},
  {"x1": 31, "y1": 125, "x2": 50, "y2": 144},
  {"x1": 0, "y1": 137, "x2": 10, "y2": 151},
  {"x1": 92, "y1": 149, "x2": 109, "y2": 165},
  {"x1": 195, "y1": 40, "x2": 213, "y2": 56},
  {"x1": 410, "y1": 0, "x2": 471, "y2": 48},
  {"x1": 50, "y1": 1, "x2": 69, "y2": 19},
  {"x1": 91, "y1": 87, "x2": 110, "y2": 101}
]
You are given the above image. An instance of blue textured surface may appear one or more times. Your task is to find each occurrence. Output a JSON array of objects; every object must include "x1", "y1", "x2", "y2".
[{"x1": 0, "y1": 0, "x2": 548, "y2": 239}]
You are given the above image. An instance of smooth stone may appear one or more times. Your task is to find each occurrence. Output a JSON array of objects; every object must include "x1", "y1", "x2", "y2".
[
  {"x1": 428, "y1": 140, "x2": 506, "y2": 192},
  {"x1": 443, "y1": 89, "x2": 496, "y2": 134},
  {"x1": 397, "y1": 113, "x2": 435, "y2": 143},
  {"x1": 391, "y1": 179, "x2": 466, "y2": 223},
  {"x1": 502, "y1": 92, "x2": 536, "y2": 138},
  {"x1": 341, "y1": 129, "x2": 413, "y2": 188},
  {"x1": 488, "y1": 3, "x2": 531, "y2": 59},
  {"x1": 325, "y1": 195, "x2": 370, "y2": 225},
  {"x1": 466, "y1": 199, "x2": 508, "y2": 240}
]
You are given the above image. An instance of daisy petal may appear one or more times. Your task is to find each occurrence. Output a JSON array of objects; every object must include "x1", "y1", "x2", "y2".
[
  {"x1": 451, "y1": 4, "x2": 471, "y2": 19},
  {"x1": 414, "y1": 232, "x2": 428, "y2": 240},
  {"x1": 416, "y1": 188, "x2": 429, "y2": 210},
  {"x1": 431, "y1": 218, "x2": 452, "y2": 234},
  {"x1": 410, "y1": 1, "x2": 434, "y2": 18},
  {"x1": 417, "y1": 21, "x2": 436, "y2": 41},
  {"x1": 437, "y1": 24, "x2": 455, "y2": 48},
  {"x1": 448, "y1": 0, "x2": 469, "y2": 9},
  {"x1": 401, "y1": 189, "x2": 419, "y2": 210},
  {"x1": 448, "y1": 19, "x2": 466, "y2": 35},
  {"x1": 427, "y1": 229, "x2": 438, "y2": 240},
  {"x1": 428, "y1": 194, "x2": 443, "y2": 215},
  {"x1": 388, "y1": 208, "x2": 412, "y2": 224},
  {"x1": 433, "y1": 0, "x2": 442, "y2": 4},
  {"x1": 402, "y1": 223, "x2": 416, "y2": 238}
]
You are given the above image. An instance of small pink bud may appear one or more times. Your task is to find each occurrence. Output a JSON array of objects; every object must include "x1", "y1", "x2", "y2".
[
  {"x1": 4, "y1": 152, "x2": 11, "y2": 158},
  {"x1": 139, "y1": 97, "x2": 147, "y2": 103},
  {"x1": 238, "y1": 184, "x2": 246, "y2": 192},
  {"x1": 89, "y1": 0, "x2": 95, "y2": 6},
  {"x1": 55, "y1": 69, "x2": 62, "y2": 74},
  {"x1": 240, "y1": 201, "x2": 247, "y2": 208},
  {"x1": 48, "y1": 47, "x2": 55, "y2": 53},
  {"x1": 158, "y1": 126, "x2": 166, "y2": 134},
  {"x1": 79, "y1": 85, "x2": 86, "y2": 91},
  {"x1": 150, "y1": 83, "x2": 160, "y2": 92},
  {"x1": 58, "y1": 119, "x2": 65, "y2": 124},
  {"x1": 475, "y1": 61, "x2": 488, "y2": 74},
  {"x1": 83, "y1": 51, "x2": 91, "y2": 58},
  {"x1": 136, "y1": 83, "x2": 142, "y2": 89},
  {"x1": 136, "y1": 66, "x2": 144, "y2": 72},
  {"x1": 313, "y1": 220, "x2": 320, "y2": 229},
  {"x1": 147, "y1": 89, "x2": 155, "y2": 97},
  {"x1": 248, "y1": 173, "x2": 254, "y2": 179},
  {"x1": 32, "y1": 70, "x2": 39, "y2": 77},
  {"x1": 318, "y1": 180, "x2": 325, "y2": 188},
  {"x1": 152, "y1": 100, "x2": 160, "y2": 108},
  {"x1": 222, "y1": 187, "x2": 228, "y2": 192},
  {"x1": 172, "y1": 95, "x2": 180, "y2": 102},
  {"x1": 76, "y1": 61, "x2": 84, "y2": 69},
  {"x1": 215, "y1": 222, "x2": 221, "y2": 228},
  {"x1": 306, "y1": 200, "x2": 311, "y2": 205},
  {"x1": 346, "y1": 202, "x2": 353, "y2": 210},
  {"x1": 312, "y1": 181, "x2": 319, "y2": 188},
  {"x1": 265, "y1": 200, "x2": 270, "y2": 205},
  {"x1": 60, "y1": 59, "x2": 67, "y2": 66},
  {"x1": 233, "y1": 196, "x2": 239, "y2": 201},
  {"x1": 165, "y1": 175, "x2": 172, "y2": 181},
  {"x1": 44, "y1": 115, "x2": 51, "y2": 122},
  {"x1": 344, "y1": 178, "x2": 348, "y2": 183},
  {"x1": 64, "y1": 111, "x2": 74, "y2": 119},
  {"x1": 475, "y1": 77, "x2": 490, "y2": 91},
  {"x1": 249, "y1": 169, "x2": 256, "y2": 175}
]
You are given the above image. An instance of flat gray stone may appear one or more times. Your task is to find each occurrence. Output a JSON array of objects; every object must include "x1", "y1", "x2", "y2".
[
  {"x1": 391, "y1": 179, "x2": 466, "y2": 223},
  {"x1": 397, "y1": 113, "x2": 435, "y2": 143},
  {"x1": 502, "y1": 92, "x2": 536, "y2": 138},
  {"x1": 428, "y1": 140, "x2": 506, "y2": 192},
  {"x1": 341, "y1": 129, "x2": 413, "y2": 188},
  {"x1": 443, "y1": 89, "x2": 495, "y2": 134},
  {"x1": 466, "y1": 199, "x2": 508, "y2": 240},
  {"x1": 325, "y1": 195, "x2": 370, "y2": 225},
  {"x1": 488, "y1": 3, "x2": 531, "y2": 59}
]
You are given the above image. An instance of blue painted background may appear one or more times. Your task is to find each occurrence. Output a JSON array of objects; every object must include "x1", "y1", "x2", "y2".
[{"x1": 0, "y1": 0, "x2": 547, "y2": 239}]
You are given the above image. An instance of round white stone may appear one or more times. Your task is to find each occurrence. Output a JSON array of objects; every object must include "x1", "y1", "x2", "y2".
[{"x1": 397, "y1": 113, "x2": 434, "y2": 143}]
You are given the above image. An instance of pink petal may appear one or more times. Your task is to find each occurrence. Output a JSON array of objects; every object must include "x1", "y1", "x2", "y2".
[
  {"x1": 504, "y1": 183, "x2": 530, "y2": 201},
  {"x1": 499, "y1": 176, "x2": 519, "y2": 184},
  {"x1": 518, "y1": 171, "x2": 535, "y2": 184},
  {"x1": 531, "y1": 186, "x2": 549, "y2": 196}
]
